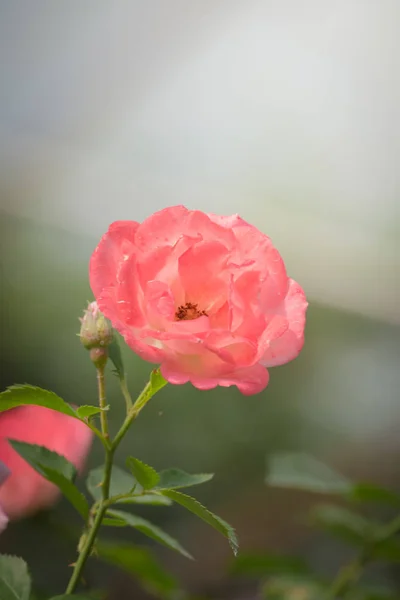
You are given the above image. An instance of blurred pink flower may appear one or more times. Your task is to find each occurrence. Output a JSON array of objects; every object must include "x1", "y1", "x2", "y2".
[
  {"x1": 0, "y1": 406, "x2": 92, "y2": 524},
  {"x1": 0, "y1": 462, "x2": 9, "y2": 533},
  {"x1": 90, "y1": 206, "x2": 307, "y2": 395}
]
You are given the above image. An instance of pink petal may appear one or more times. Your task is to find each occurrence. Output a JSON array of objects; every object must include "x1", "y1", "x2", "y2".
[
  {"x1": 261, "y1": 279, "x2": 308, "y2": 367},
  {"x1": 178, "y1": 240, "x2": 230, "y2": 312},
  {"x1": 161, "y1": 362, "x2": 269, "y2": 395},
  {"x1": 89, "y1": 220, "x2": 139, "y2": 299},
  {"x1": 135, "y1": 206, "x2": 192, "y2": 249},
  {"x1": 144, "y1": 280, "x2": 176, "y2": 324}
]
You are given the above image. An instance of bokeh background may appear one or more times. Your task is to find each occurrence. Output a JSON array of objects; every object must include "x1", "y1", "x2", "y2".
[{"x1": 0, "y1": 1, "x2": 399, "y2": 598}]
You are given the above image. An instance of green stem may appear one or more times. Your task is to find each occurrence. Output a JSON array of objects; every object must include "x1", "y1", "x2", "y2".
[
  {"x1": 65, "y1": 502, "x2": 107, "y2": 594},
  {"x1": 97, "y1": 366, "x2": 108, "y2": 439},
  {"x1": 65, "y1": 370, "x2": 166, "y2": 594},
  {"x1": 119, "y1": 377, "x2": 133, "y2": 413},
  {"x1": 101, "y1": 445, "x2": 114, "y2": 500},
  {"x1": 85, "y1": 421, "x2": 111, "y2": 450}
]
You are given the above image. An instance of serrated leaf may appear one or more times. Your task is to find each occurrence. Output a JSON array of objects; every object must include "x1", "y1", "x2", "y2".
[
  {"x1": 349, "y1": 483, "x2": 400, "y2": 508},
  {"x1": 0, "y1": 555, "x2": 31, "y2": 600},
  {"x1": 150, "y1": 369, "x2": 167, "y2": 394},
  {"x1": 107, "y1": 509, "x2": 192, "y2": 559},
  {"x1": 96, "y1": 540, "x2": 179, "y2": 598},
  {"x1": 126, "y1": 457, "x2": 159, "y2": 489},
  {"x1": 87, "y1": 466, "x2": 169, "y2": 507},
  {"x1": 159, "y1": 489, "x2": 238, "y2": 555},
  {"x1": 266, "y1": 453, "x2": 352, "y2": 494},
  {"x1": 39, "y1": 467, "x2": 89, "y2": 519},
  {"x1": 311, "y1": 504, "x2": 373, "y2": 546},
  {"x1": 8, "y1": 440, "x2": 76, "y2": 480},
  {"x1": 87, "y1": 465, "x2": 135, "y2": 501},
  {"x1": 76, "y1": 406, "x2": 104, "y2": 419},
  {"x1": 8, "y1": 441, "x2": 89, "y2": 519},
  {"x1": 231, "y1": 553, "x2": 311, "y2": 577},
  {"x1": 108, "y1": 335, "x2": 125, "y2": 379},
  {"x1": 156, "y1": 468, "x2": 214, "y2": 490},
  {"x1": 0, "y1": 385, "x2": 77, "y2": 418},
  {"x1": 116, "y1": 493, "x2": 172, "y2": 506}
]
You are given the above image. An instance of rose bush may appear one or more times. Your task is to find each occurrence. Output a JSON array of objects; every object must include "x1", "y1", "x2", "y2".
[
  {"x1": 90, "y1": 206, "x2": 307, "y2": 395},
  {"x1": 0, "y1": 406, "x2": 92, "y2": 527}
]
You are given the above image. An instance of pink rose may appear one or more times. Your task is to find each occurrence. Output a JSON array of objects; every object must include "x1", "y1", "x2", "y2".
[
  {"x1": 90, "y1": 206, "x2": 307, "y2": 395},
  {"x1": 0, "y1": 406, "x2": 93, "y2": 524}
]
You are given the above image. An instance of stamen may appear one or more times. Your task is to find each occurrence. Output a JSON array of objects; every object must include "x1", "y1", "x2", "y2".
[{"x1": 175, "y1": 302, "x2": 208, "y2": 321}]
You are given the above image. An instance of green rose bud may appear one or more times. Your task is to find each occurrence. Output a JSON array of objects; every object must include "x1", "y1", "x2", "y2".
[{"x1": 79, "y1": 301, "x2": 113, "y2": 350}]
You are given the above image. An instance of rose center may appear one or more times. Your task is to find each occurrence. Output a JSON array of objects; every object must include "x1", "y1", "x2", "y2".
[{"x1": 175, "y1": 302, "x2": 208, "y2": 321}]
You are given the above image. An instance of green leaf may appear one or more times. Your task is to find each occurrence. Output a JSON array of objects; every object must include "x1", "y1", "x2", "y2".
[
  {"x1": 0, "y1": 555, "x2": 31, "y2": 600},
  {"x1": 76, "y1": 405, "x2": 104, "y2": 419},
  {"x1": 159, "y1": 489, "x2": 238, "y2": 555},
  {"x1": 107, "y1": 509, "x2": 192, "y2": 559},
  {"x1": 0, "y1": 385, "x2": 77, "y2": 418},
  {"x1": 349, "y1": 483, "x2": 400, "y2": 508},
  {"x1": 311, "y1": 504, "x2": 373, "y2": 546},
  {"x1": 116, "y1": 493, "x2": 172, "y2": 506},
  {"x1": 8, "y1": 440, "x2": 76, "y2": 480},
  {"x1": 88, "y1": 466, "x2": 171, "y2": 507},
  {"x1": 266, "y1": 453, "x2": 352, "y2": 494},
  {"x1": 102, "y1": 517, "x2": 128, "y2": 527},
  {"x1": 231, "y1": 553, "x2": 311, "y2": 577},
  {"x1": 150, "y1": 369, "x2": 167, "y2": 394},
  {"x1": 156, "y1": 468, "x2": 214, "y2": 490},
  {"x1": 108, "y1": 335, "x2": 125, "y2": 379},
  {"x1": 8, "y1": 441, "x2": 89, "y2": 520},
  {"x1": 96, "y1": 540, "x2": 179, "y2": 598},
  {"x1": 37, "y1": 467, "x2": 89, "y2": 520},
  {"x1": 126, "y1": 457, "x2": 159, "y2": 489},
  {"x1": 87, "y1": 465, "x2": 135, "y2": 501}
]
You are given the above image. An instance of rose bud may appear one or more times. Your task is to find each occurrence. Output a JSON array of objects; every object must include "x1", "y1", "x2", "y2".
[{"x1": 79, "y1": 301, "x2": 113, "y2": 350}]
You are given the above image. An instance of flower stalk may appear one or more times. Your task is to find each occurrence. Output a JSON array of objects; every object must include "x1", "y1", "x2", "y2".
[{"x1": 65, "y1": 371, "x2": 166, "y2": 594}]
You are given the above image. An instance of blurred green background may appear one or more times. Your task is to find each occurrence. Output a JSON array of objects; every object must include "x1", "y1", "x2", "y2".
[{"x1": 1, "y1": 2, "x2": 400, "y2": 598}]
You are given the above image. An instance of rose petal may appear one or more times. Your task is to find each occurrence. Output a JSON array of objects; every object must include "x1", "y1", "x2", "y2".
[
  {"x1": 261, "y1": 279, "x2": 308, "y2": 367},
  {"x1": 89, "y1": 220, "x2": 139, "y2": 298},
  {"x1": 162, "y1": 362, "x2": 269, "y2": 395}
]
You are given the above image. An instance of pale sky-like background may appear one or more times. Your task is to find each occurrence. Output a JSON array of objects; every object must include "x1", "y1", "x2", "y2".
[{"x1": 1, "y1": 0, "x2": 399, "y2": 323}]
